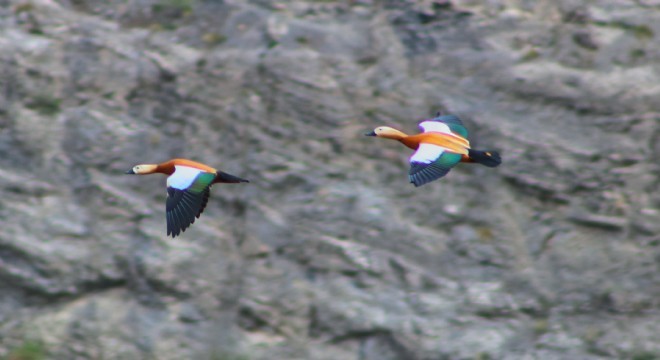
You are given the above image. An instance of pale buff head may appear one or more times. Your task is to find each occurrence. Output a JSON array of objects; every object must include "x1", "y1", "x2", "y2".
[
  {"x1": 126, "y1": 164, "x2": 158, "y2": 175},
  {"x1": 364, "y1": 126, "x2": 408, "y2": 140}
]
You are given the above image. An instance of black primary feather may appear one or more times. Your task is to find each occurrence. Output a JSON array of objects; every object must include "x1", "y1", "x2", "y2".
[
  {"x1": 409, "y1": 162, "x2": 453, "y2": 187},
  {"x1": 166, "y1": 187, "x2": 207, "y2": 237}
]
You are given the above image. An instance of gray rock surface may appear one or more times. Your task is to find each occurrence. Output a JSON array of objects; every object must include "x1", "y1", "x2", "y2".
[{"x1": 0, "y1": 0, "x2": 659, "y2": 359}]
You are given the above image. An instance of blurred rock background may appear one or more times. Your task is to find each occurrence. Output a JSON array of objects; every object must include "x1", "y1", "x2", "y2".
[{"x1": 0, "y1": 0, "x2": 659, "y2": 359}]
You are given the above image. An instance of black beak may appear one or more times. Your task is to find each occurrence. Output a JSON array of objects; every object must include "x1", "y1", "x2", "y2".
[
  {"x1": 125, "y1": 169, "x2": 135, "y2": 174},
  {"x1": 364, "y1": 131, "x2": 376, "y2": 136}
]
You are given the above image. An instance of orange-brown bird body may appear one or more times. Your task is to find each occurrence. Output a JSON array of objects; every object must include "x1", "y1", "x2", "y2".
[
  {"x1": 126, "y1": 158, "x2": 249, "y2": 237},
  {"x1": 366, "y1": 114, "x2": 501, "y2": 186}
]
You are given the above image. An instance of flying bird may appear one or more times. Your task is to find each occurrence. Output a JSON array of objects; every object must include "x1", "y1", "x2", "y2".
[
  {"x1": 365, "y1": 114, "x2": 501, "y2": 187},
  {"x1": 126, "y1": 158, "x2": 249, "y2": 237}
]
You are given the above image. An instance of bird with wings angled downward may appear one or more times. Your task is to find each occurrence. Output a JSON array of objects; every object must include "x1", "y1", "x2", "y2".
[
  {"x1": 365, "y1": 113, "x2": 501, "y2": 187},
  {"x1": 126, "y1": 159, "x2": 249, "y2": 237}
]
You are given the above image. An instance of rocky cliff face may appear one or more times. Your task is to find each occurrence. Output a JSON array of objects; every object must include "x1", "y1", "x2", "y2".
[{"x1": 1, "y1": 0, "x2": 659, "y2": 359}]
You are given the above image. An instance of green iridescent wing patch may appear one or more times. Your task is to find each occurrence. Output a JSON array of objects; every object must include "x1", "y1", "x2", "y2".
[
  {"x1": 409, "y1": 152, "x2": 462, "y2": 187},
  {"x1": 430, "y1": 115, "x2": 468, "y2": 138},
  {"x1": 187, "y1": 172, "x2": 216, "y2": 193}
]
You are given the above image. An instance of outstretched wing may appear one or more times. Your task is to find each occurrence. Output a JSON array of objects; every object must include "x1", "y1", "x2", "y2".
[
  {"x1": 166, "y1": 188, "x2": 205, "y2": 237},
  {"x1": 197, "y1": 187, "x2": 211, "y2": 218},
  {"x1": 419, "y1": 114, "x2": 468, "y2": 139},
  {"x1": 408, "y1": 143, "x2": 463, "y2": 187},
  {"x1": 165, "y1": 170, "x2": 216, "y2": 237}
]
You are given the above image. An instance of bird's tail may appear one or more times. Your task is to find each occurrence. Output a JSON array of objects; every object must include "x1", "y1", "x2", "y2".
[
  {"x1": 215, "y1": 171, "x2": 250, "y2": 184},
  {"x1": 467, "y1": 149, "x2": 501, "y2": 167}
]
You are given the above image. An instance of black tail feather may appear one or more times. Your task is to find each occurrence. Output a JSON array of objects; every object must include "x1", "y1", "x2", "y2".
[
  {"x1": 468, "y1": 149, "x2": 501, "y2": 167},
  {"x1": 215, "y1": 171, "x2": 250, "y2": 184}
]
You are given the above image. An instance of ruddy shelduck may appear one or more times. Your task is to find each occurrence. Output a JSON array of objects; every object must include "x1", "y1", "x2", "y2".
[
  {"x1": 365, "y1": 114, "x2": 501, "y2": 187},
  {"x1": 126, "y1": 159, "x2": 249, "y2": 237}
]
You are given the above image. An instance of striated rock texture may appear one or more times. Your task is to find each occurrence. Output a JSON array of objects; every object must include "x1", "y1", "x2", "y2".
[{"x1": 1, "y1": 0, "x2": 659, "y2": 359}]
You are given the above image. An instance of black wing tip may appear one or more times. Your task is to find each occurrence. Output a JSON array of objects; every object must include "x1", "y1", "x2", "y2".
[
  {"x1": 410, "y1": 179, "x2": 426, "y2": 187},
  {"x1": 169, "y1": 226, "x2": 187, "y2": 238},
  {"x1": 408, "y1": 170, "x2": 430, "y2": 187},
  {"x1": 409, "y1": 175, "x2": 430, "y2": 187},
  {"x1": 168, "y1": 221, "x2": 185, "y2": 238},
  {"x1": 168, "y1": 222, "x2": 180, "y2": 238},
  {"x1": 409, "y1": 161, "x2": 452, "y2": 187}
]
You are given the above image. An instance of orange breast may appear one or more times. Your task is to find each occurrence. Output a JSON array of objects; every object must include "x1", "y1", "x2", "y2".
[{"x1": 400, "y1": 137, "x2": 421, "y2": 150}]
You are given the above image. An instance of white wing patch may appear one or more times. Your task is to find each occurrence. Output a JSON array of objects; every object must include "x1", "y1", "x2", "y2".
[
  {"x1": 419, "y1": 121, "x2": 452, "y2": 134},
  {"x1": 167, "y1": 166, "x2": 204, "y2": 190},
  {"x1": 410, "y1": 143, "x2": 446, "y2": 164}
]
